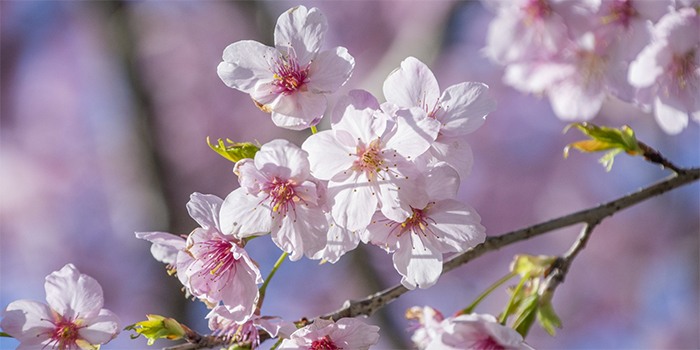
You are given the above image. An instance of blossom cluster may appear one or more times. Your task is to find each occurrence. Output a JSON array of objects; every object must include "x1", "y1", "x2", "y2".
[
  {"x1": 407, "y1": 306, "x2": 534, "y2": 350},
  {"x1": 484, "y1": 0, "x2": 700, "y2": 134},
  {"x1": 135, "y1": 4, "x2": 494, "y2": 348}
]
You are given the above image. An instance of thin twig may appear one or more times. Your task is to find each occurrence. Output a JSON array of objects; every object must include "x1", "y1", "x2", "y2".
[
  {"x1": 539, "y1": 221, "x2": 599, "y2": 299},
  {"x1": 321, "y1": 167, "x2": 700, "y2": 320}
]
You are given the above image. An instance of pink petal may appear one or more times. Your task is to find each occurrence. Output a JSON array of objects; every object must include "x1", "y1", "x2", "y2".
[
  {"x1": 302, "y1": 130, "x2": 355, "y2": 180},
  {"x1": 269, "y1": 91, "x2": 327, "y2": 130},
  {"x1": 272, "y1": 204, "x2": 327, "y2": 261},
  {"x1": 428, "y1": 135, "x2": 474, "y2": 181},
  {"x1": 134, "y1": 231, "x2": 186, "y2": 265},
  {"x1": 328, "y1": 172, "x2": 378, "y2": 232},
  {"x1": 186, "y1": 192, "x2": 224, "y2": 231},
  {"x1": 426, "y1": 200, "x2": 486, "y2": 253},
  {"x1": 393, "y1": 234, "x2": 443, "y2": 290},
  {"x1": 254, "y1": 139, "x2": 310, "y2": 183}
]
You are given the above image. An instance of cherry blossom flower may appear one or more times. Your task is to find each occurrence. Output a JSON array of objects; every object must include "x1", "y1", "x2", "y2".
[
  {"x1": 363, "y1": 163, "x2": 485, "y2": 289},
  {"x1": 206, "y1": 305, "x2": 296, "y2": 349},
  {"x1": 220, "y1": 139, "x2": 328, "y2": 261},
  {"x1": 426, "y1": 313, "x2": 534, "y2": 350},
  {"x1": 482, "y1": 0, "x2": 591, "y2": 65},
  {"x1": 505, "y1": 30, "x2": 634, "y2": 121},
  {"x1": 406, "y1": 306, "x2": 445, "y2": 350},
  {"x1": 0, "y1": 264, "x2": 121, "y2": 350},
  {"x1": 382, "y1": 56, "x2": 496, "y2": 179},
  {"x1": 628, "y1": 7, "x2": 700, "y2": 134},
  {"x1": 277, "y1": 318, "x2": 380, "y2": 350},
  {"x1": 138, "y1": 193, "x2": 263, "y2": 323},
  {"x1": 217, "y1": 5, "x2": 355, "y2": 130},
  {"x1": 302, "y1": 89, "x2": 436, "y2": 232}
]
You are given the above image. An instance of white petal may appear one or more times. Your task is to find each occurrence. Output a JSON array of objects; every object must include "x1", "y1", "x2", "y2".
[
  {"x1": 306, "y1": 47, "x2": 354, "y2": 94},
  {"x1": 386, "y1": 107, "x2": 439, "y2": 158},
  {"x1": 78, "y1": 309, "x2": 121, "y2": 346},
  {"x1": 0, "y1": 300, "x2": 54, "y2": 341},
  {"x1": 274, "y1": 6, "x2": 328, "y2": 65},
  {"x1": 383, "y1": 56, "x2": 440, "y2": 110},
  {"x1": 218, "y1": 40, "x2": 277, "y2": 93},
  {"x1": 329, "y1": 172, "x2": 378, "y2": 232},
  {"x1": 439, "y1": 82, "x2": 496, "y2": 137},
  {"x1": 186, "y1": 192, "x2": 223, "y2": 231},
  {"x1": 548, "y1": 80, "x2": 605, "y2": 121},
  {"x1": 393, "y1": 235, "x2": 443, "y2": 290},
  {"x1": 628, "y1": 42, "x2": 668, "y2": 88},
  {"x1": 427, "y1": 200, "x2": 486, "y2": 253},
  {"x1": 654, "y1": 96, "x2": 689, "y2": 134},
  {"x1": 219, "y1": 188, "x2": 272, "y2": 237},
  {"x1": 269, "y1": 91, "x2": 327, "y2": 130},
  {"x1": 430, "y1": 134, "x2": 474, "y2": 180},
  {"x1": 134, "y1": 231, "x2": 186, "y2": 265},
  {"x1": 45, "y1": 264, "x2": 104, "y2": 320},
  {"x1": 302, "y1": 130, "x2": 355, "y2": 180},
  {"x1": 272, "y1": 204, "x2": 327, "y2": 261},
  {"x1": 424, "y1": 163, "x2": 461, "y2": 201},
  {"x1": 255, "y1": 139, "x2": 310, "y2": 183}
]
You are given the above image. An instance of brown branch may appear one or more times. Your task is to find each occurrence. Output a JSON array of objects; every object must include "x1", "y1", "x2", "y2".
[
  {"x1": 321, "y1": 167, "x2": 700, "y2": 321},
  {"x1": 638, "y1": 141, "x2": 685, "y2": 174},
  {"x1": 161, "y1": 167, "x2": 699, "y2": 350}
]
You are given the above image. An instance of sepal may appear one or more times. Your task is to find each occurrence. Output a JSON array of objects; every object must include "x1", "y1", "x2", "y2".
[
  {"x1": 563, "y1": 123, "x2": 643, "y2": 171},
  {"x1": 124, "y1": 315, "x2": 186, "y2": 346}
]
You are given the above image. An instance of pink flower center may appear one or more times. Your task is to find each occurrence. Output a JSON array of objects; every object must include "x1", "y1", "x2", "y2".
[
  {"x1": 271, "y1": 48, "x2": 310, "y2": 95},
  {"x1": 602, "y1": 0, "x2": 637, "y2": 27},
  {"x1": 43, "y1": 315, "x2": 84, "y2": 350},
  {"x1": 353, "y1": 139, "x2": 388, "y2": 179},
  {"x1": 310, "y1": 335, "x2": 339, "y2": 350},
  {"x1": 523, "y1": 0, "x2": 551, "y2": 25},
  {"x1": 196, "y1": 238, "x2": 235, "y2": 281},
  {"x1": 394, "y1": 206, "x2": 437, "y2": 238},
  {"x1": 262, "y1": 177, "x2": 303, "y2": 216},
  {"x1": 670, "y1": 51, "x2": 698, "y2": 91},
  {"x1": 472, "y1": 335, "x2": 506, "y2": 350}
]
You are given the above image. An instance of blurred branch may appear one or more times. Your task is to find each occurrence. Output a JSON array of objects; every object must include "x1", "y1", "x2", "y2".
[{"x1": 321, "y1": 167, "x2": 700, "y2": 320}]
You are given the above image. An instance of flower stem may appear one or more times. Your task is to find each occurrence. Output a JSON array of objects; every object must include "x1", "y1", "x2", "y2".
[
  {"x1": 460, "y1": 271, "x2": 518, "y2": 315},
  {"x1": 500, "y1": 272, "x2": 530, "y2": 325},
  {"x1": 310, "y1": 125, "x2": 318, "y2": 134},
  {"x1": 270, "y1": 337, "x2": 284, "y2": 350},
  {"x1": 257, "y1": 252, "x2": 288, "y2": 309}
]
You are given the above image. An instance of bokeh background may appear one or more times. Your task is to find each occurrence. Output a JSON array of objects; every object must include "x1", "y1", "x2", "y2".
[{"x1": 1, "y1": 1, "x2": 698, "y2": 349}]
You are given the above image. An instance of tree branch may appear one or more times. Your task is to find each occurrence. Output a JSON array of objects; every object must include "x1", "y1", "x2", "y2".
[
  {"x1": 160, "y1": 167, "x2": 699, "y2": 350},
  {"x1": 322, "y1": 167, "x2": 700, "y2": 320}
]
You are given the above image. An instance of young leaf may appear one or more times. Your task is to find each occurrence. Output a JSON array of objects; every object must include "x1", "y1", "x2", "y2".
[
  {"x1": 124, "y1": 315, "x2": 186, "y2": 346},
  {"x1": 513, "y1": 294, "x2": 539, "y2": 338},
  {"x1": 537, "y1": 300, "x2": 562, "y2": 337},
  {"x1": 207, "y1": 137, "x2": 259, "y2": 163},
  {"x1": 563, "y1": 123, "x2": 643, "y2": 171}
]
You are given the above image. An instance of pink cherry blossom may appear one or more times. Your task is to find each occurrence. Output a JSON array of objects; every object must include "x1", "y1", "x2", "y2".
[
  {"x1": 505, "y1": 30, "x2": 635, "y2": 121},
  {"x1": 278, "y1": 318, "x2": 380, "y2": 350},
  {"x1": 382, "y1": 56, "x2": 496, "y2": 179},
  {"x1": 137, "y1": 193, "x2": 263, "y2": 322},
  {"x1": 628, "y1": 7, "x2": 700, "y2": 134},
  {"x1": 406, "y1": 306, "x2": 445, "y2": 350},
  {"x1": 206, "y1": 305, "x2": 296, "y2": 349},
  {"x1": 0, "y1": 264, "x2": 121, "y2": 350},
  {"x1": 426, "y1": 313, "x2": 534, "y2": 350},
  {"x1": 219, "y1": 139, "x2": 328, "y2": 261},
  {"x1": 483, "y1": 0, "x2": 590, "y2": 65},
  {"x1": 363, "y1": 164, "x2": 485, "y2": 289},
  {"x1": 217, "y1": 5, "x2": 355, "y2": 130},
  {"x1": 302, "y1": 90, "x2": 435, "y2": 232}
]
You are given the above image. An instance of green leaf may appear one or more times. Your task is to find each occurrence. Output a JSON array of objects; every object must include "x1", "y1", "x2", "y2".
[
  {"x1": 510, "y1": 254, "x2": 557, "y2": 278},
  {"x1": 124, "y1": 315, "x2": 186, "y2": 346},
  {"x1": 207, "y1": 137, "x2": 259, "y2": 163},
  {"x1": 563, "y1": 123, "x2": 643, "y2": 171},
  {"x1": 513, "y1": 294, "x2": 539, "y2": 338},
  {"x1": 537, "y1": 300, "x2": 562, "y2": 337},
  {"x1": 0, "y1": 332, "x2": 12, "y2": 338}
]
